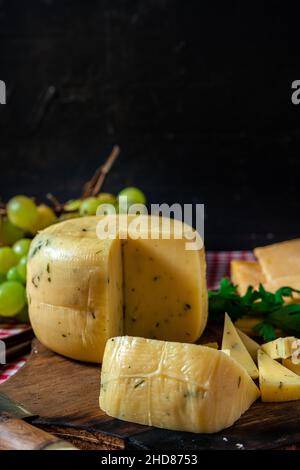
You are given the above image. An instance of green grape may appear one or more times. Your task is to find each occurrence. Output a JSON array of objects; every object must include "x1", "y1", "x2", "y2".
[
  {"x1": 31, "y1": 205, "x2": 57, "y2": 233},
  {"x1": 12, "y1": 238, "x2": 31, "y2": 260},
  {"x1": 7, "y1": 195, "x2": 38, "y2": 231},
  {"x1": 16, "y1": 306, "x2": 30, "y2": 323},
  {"x1": 79, "y1": 197, "x2": 101, "y2": 216},
  {"x1": 0, "y1": 218, "x2": 25, "y2": 246},
  {"x1": 118, "y1": 187, "x2": 146, "y2": 213},
  {"x1": 64, "y1": 199, "x2": 82, "y2": 212},
  {"x1": 7, "y1": 266, "x2": 24, "y2": 283},
  {"x1": 0, "y1": 247, "x2": 18, "y2": 274},
  {"x1": 0, "y1": 281, "x2": 26, "y2": 317},
  {"x1": 96, "y1": 203, "x2": 117, "y2": 216},
  {"x1": 97, "y1": 193, "x2": 117, "y2": 205},
  {"x1": 17, "y1": 255, "x2": 27, "y2": 282}
]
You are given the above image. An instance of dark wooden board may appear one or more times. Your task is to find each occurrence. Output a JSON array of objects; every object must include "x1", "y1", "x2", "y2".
[{"x1": 1, "y1": 335, "x2": 300, "y2": 450}]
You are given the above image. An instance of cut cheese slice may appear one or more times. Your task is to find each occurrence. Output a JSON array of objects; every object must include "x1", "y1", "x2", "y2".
[
  {"x1": 258, "y1": 349, "x2": 300, "y2": 402},
  {"x1": 236, "y1": 328, "x2": 260, "y2": 362},
  {"x1": 254, "y1": 238, "x2": 300, "y2": 281},
  {"x1": 100, "y1": 336, "x2": 260, "y2": 433},
  {"x1": 121, "y1": 217, "x2": 207, "y2": 343},
  {"x1": 261, "y1": 337, "x2": 299, "y2": 360},
  {"x1": 231, "y1": 260, "x2": 266, "y2": 295},
  {"x1": 282, "y1": 357, "x2": 300, "y2": 375},
  {"x1": 222, "y1": 313, "x2": 259, "y2": 379},
  {"x1": 27, "y1": 215, "x2": 207, "y2": 362}
]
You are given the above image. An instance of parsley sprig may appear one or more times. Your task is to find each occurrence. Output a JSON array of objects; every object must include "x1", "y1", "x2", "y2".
[{"x1": 208, "y1": 278, "x2": 300, "y2": 341}]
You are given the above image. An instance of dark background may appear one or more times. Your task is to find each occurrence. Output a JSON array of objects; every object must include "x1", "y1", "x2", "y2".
[{"x1": 0, "y1": 0, "x2": 300, "y2": 249}]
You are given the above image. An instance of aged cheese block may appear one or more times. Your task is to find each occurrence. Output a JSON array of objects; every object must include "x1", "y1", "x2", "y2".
[
  {"x1": 222, "y1": 313, "x2": 259, "y2": 379},
  {"x1": 261, "y1": 337, "x2": 298, "y2": 360},
  {"x1": 100, "y1": 336, "x2": 260, "y2": 433},
  {"x1": 27, "y1": 216, "x2": 207, "y2": 362},
  {"x1": 231, "y1": 259, "x2": 300, "y2": 302},
  {"x1": 231, "y1": 260, "x2": 266, "y2": 295},
  {"x1": 258, "y1": 349, "x2": 300, "y2": 402},
  {"x1": 254, "y1": 238, "x2": 300, "y2": 281}
]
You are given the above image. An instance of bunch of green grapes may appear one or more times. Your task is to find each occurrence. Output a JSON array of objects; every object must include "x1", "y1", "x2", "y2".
[{"x1": 0, "y1": 188, "x2": 146, "y2": 323}]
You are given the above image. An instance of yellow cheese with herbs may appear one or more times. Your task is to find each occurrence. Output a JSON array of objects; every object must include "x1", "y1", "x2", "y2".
[
  {"x1": 100, "y1": 336, "x2": 260, "y2": 433},
  {"x1": 222, "y1": 313, "x2": 259, "y2": 379},
  {"x1": 27, "y1": 216, "x2": 207, "y2": 362},
  {"x1": 261, "y1": 337, "x2": 298, "y2": 360},
  {"x1": 258, "y1": 349, "x2": 300, "y2": 402}
]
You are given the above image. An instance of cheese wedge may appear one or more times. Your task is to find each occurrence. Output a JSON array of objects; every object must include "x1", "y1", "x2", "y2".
[
  {"x1": 258, "y1": 349, "x2": 300, "y2": 402},
  {"x1": 261, "y1": 337, "x2": 299, "y2": 360},
  {"x1": 282, "y1": 357, "x2": 300, "y2": 375},
  {"x1": 236, "y1": 328, "x2": 260, "y2": 362},
  {"x1": 222, "y1": 313, "x2": 259, "y2": 379},
  {"x1": 254, "y1": 238, "x2": 300, "y2": 281},
  {"x1": 100, "y1": 336, "x2": 260, "y2": 433},
  {"x1": 27, "y1": 215, "x2": 207, "y2": 362},
  {"x1": 231, "y1": 260, "x2": 266, "y2": 295}
]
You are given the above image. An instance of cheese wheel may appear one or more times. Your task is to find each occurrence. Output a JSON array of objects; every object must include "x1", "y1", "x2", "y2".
[
  {"x1": 100, "y1": 336, "x2": 260, "y2": 433},
  {"x1": 27, "y1": 215, "x2": 207, "y2": 362}
]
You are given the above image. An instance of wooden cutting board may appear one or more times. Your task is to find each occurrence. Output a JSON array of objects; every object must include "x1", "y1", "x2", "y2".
[{"x1": 1, "y1": 330, "x2": 300, "y2": 450}]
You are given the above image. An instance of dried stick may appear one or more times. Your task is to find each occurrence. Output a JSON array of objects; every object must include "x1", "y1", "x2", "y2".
[{"x1": 82, "y1": 145, "x2": 120, "y2": 198}]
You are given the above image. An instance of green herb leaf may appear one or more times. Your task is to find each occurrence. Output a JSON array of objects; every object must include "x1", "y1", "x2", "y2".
[
  {"x1": 253, "y1": 322, "x2": 276, "y2": 342},
  {"x1": 208, "y1": 278, "x2": 300, "y2": 341}
]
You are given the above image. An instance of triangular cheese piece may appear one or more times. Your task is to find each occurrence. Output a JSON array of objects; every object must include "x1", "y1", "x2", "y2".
[
  {"x1": 258, "y1": 349, "x2": 300, "y2": 402},
  {"x1": 261, "y1": 337, "x2": 298, "y2": 359},
  {"x1": 222, "y1": 313, "x2": 259, "y2": 379},
  {"x1": 236, "y1": 328, "x2": 260, "y2": 362}
]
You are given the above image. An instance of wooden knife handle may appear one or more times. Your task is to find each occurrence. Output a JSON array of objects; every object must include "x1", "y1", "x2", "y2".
[{"x1": 0, "y1": 412, "x2": 77, "y2": 450}]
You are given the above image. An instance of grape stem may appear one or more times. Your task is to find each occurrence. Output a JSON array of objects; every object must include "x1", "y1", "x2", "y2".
[{"x1": 81, "y1": 145, "x2": 120, "y2": 198}]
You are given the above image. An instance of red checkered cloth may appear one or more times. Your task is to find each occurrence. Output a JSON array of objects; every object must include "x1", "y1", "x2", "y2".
[{"x1": 0, "y1": 251, "x2": 254, "y2": 384}]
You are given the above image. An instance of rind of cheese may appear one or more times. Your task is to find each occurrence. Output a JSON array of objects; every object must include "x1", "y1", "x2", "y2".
[
  {"x1": 231, "y1": 260, "x2": 265, "y2": 295},
  {"x1": 236, "y1": 328, "x2": 260, "y2": 362},
  {"x1": 254, "y1": 238, "x2": 300, "y2": 281},
  {"x1": 222, "y1": 313, "x2": 259, "y2": 379},
  {"x1": 258, "y1": 349, "x2": 300, "y2": 402},
  {"x1": 282, "y1": 357, "x2": 300, "y2": 375},
  {"x1": 27, "y1": 222, "x2": 124, "y2": 362},
  {"x1": 261, "y1": 337, "x2": 299, "y2": 360},
  {"x1": 27, "y1": 216, "x2": 207, "y2": 362},
  {"x1": 100, "y1": 336, "x2": 260, "y2": 434}
]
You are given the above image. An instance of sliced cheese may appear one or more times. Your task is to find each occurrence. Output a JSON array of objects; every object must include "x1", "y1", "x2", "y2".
[
  {"x1": 222, "y1": 313, "x2": 259, "y2": 379},
  {"x1": 261, "y1": 337, "x2": 298, "y2": 359},
  {"x1": 122, "y1": 217, "x2": 207, "y2": 343},
  {"x1": 100, "y1": 336, "x2": 260, "y2": 433},
  {"x1": 254, "y1": 238, "x2": 300, "y2": 281},
  {"x1": 27, "y1": 215, "x2": 207, "y2": 362},
  {"x1": 258, "y1": 349, "x2": 300, "y2": 402},
  {"x1": 236, "y1": 328, "x2": 260, "y2": 362},
  {"x1": 282, "y1": 357, "x2": 300, "y2": 375},
  {"x1": 231, "y1": 260, "x2": 265, "y2": 295}
]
